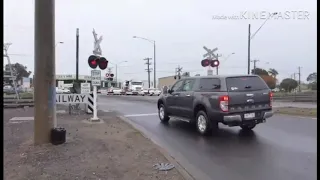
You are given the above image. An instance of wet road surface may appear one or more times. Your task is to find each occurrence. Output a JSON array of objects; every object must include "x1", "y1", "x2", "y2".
[
  {"x1": 98, "y1": 95, "x2": 317, "y2": 180},
  {"x1": 100, "y1": 94, "x2": 317, "y2": 109}
]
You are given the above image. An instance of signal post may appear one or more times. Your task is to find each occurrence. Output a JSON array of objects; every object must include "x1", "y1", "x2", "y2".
[{"x1": 88, "y1": 29, "x2": 109, "y2": 121}]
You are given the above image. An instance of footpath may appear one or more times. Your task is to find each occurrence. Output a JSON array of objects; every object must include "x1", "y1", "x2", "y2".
[{"x1": 4, "y1": 106, "x2": 189, "y2": 180}]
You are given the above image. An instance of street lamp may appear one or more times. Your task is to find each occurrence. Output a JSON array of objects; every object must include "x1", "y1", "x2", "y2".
[
  {"x1": 223, "y1": 52, "x2": 235, "y2": 62},
  {"x1": 247, "y1": 12, "x2": 277, "y2": 74},
  {"x1": 133, "y1": 36, "x2": 156, "y2": 88},
  {"x1": 109, "y1": 60, "x2": 127, "y2": 86},
  {"x1": 55, "y1": 41, "x2": 64, "y2": 47}
]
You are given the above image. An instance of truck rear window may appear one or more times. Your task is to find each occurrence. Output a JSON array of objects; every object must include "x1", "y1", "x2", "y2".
[{"x1": 226, "y1": 76, "x2": 269, "y2": 91}]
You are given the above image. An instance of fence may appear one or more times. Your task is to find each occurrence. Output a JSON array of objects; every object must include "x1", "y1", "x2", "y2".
[{"x1": 273, "y1": 92, "x2": 317, "y2": 103}]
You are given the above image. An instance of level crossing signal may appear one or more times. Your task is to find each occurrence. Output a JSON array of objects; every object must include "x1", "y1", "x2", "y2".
[
  {"x1": 88, "y1": 55, "x2": 108, "y2": 70},
  {"x1": 201, "y1": 59, "x2": 220, "y2": 67},
  {"x1": 105, "y1": 73, "x2": 114, "y2": 81}
]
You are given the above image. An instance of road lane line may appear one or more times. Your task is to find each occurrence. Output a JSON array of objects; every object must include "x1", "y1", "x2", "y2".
[
  {"x1": 124, "y1": 113, "x2": 158, "y2": 117},
  {"x1": 9, "y1": 117, "x2": 34, "y2": 121}
]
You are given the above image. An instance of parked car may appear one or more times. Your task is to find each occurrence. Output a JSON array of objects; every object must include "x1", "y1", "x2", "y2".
[
  {"x1": 157, "y1": 75, "x2": 273, "y2": 136},
  {"x1": 149, "y1": 88, "x2": 161, "y2": 96},
  {"x1": 56, "y1": 87, "x2": 70, "y2": 94},
  {"x1": 112, "y1": 88, "x2": 123, "y2": 95}
]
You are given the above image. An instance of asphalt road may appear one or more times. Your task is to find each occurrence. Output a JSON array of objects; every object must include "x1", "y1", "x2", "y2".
[
  {"x1": 99, "y1": 95, "x2": 317, "y2": 109},
  {"x1": 98, "y1": 95, "x2": 317, "y2": 180}
]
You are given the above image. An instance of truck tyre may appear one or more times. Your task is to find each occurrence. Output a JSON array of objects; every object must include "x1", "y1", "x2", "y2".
[
  {"x1": 240, "y1": 124, "x2": 256, "y2": 131},
  {"x1": 195, "y1": 111, "x2": 213, "y2": 136},
  {"x1": 158, "y1": 104, "x2": 170, "y2": 123}
]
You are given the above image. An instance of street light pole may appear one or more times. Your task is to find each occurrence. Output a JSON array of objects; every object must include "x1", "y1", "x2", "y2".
[
  {"x1": 247, "y1": 12, "x2": 277, "y2": 75},
  {"x1": 133, "y1": 36, "x2": 156, "y2": 88},
  {"x1": 153, "y1": 42, "x2": 156, "y2": 88},
  {"x1": 248, "y1": 24, "x2": 251, "y2": 74},
  {"x1": 109, "y1": 61, "x2": 127, "y2": 87}
]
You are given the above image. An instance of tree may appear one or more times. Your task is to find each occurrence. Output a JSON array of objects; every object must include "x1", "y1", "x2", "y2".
[
  {"x1": 252, "y1": 68, "x2": 276, "y2": 89},
  {"x1": 260, "y1": 75, "x2": 276, "y2": 89},
  {"x1": 268, "y1": 68, "x2": 279, "y2": 78},
  {"x1": 307, "y1": 72, "x2": 317, "y2": 83},
  {"x1": 306, "y1": 72, "x2": 317, "y2": 90},
  {"x1": 3, "y1": 63, "x2": 32, "y2": 85},
  {"x1": 251, "y1": 68, "x2": 268, "y2": 76},
  {"x1": 280, "y1": 78, "x2": 298, "y2": 92}
]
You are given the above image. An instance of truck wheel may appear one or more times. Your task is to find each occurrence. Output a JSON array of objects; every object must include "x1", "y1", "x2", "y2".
[
  {"x1": 158, "y1": 104, "x2": 170, "y2": 122},
  {"x1": 240, "y1": 124, "x2": 256, "y2": 131},
  {"x1": 196, "y1": 111, "x2": 212, "y2": 136}
]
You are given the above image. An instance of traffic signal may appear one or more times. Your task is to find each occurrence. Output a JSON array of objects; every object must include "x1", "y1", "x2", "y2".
[
  {"x1": 107, "y1": 74, "x2": 114, "y2": 81},
  {"x1": 201, "y1": 59, "x2": 220, "y2": 67},
  {"x1": 88, "y1": 55, "x2": 99, "y2": 69},
  {"x1": 211, "y1": 60, "x2": 219, "y2": 67},
  {"x1": 88, "y1": 55, "x2": 109, "y2": 70},
  {"x1": 98, "y1": 57, "x2": 108, "y2": 70}
]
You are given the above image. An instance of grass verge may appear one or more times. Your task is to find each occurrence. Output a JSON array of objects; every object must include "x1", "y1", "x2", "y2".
[{"x1": 274, "y1": 107, "x2": 317, "y2": 118}]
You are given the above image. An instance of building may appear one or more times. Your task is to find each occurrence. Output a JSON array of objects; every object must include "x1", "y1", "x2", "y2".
[
  {"x1": 158, "y1": 75, "x2": 177, "y2": 89},
  {"x1": 54, "y1": 74, "x2": 117, "y2": 88}
]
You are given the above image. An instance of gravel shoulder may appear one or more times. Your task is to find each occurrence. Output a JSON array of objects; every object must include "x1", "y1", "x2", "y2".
[
  {"x1": 274, "y1": 107, "x2": 317, "y2": 117},
  {"x1": 4, "y1": 108, "x2": 185, "y2": 180}
]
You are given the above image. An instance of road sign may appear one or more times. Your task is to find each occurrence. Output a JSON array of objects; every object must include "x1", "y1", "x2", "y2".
[
  {"x1": 58, "y1": 81, "x2": 64, "y2": 88},
  {"x1": 56, "y1": 94, "x2": 88, "y2": 104},
  {"x1": 203, "y1": 46, "x2": 218, "y2": 59},
  {"x1": 207, "y1": 69, "x2": 213, "y2": 76},
  {"x1": 91, "y1": 70, "x2": 101, "y2": 86},
  {"x1": 81, "y1": 83, "x2": 91, "y2": 94}
]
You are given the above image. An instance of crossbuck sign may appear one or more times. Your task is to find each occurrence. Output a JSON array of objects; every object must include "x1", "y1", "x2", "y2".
[
  {"x1": 203, "y1": 46, "x2": 218, "y2": 59},
  {"x1": 93, "y1": 29, "x2": 102, "y2": 56}
]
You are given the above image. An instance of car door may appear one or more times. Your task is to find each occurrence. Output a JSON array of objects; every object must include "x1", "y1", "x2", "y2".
[
  {"x1": 178, "y1": 79, "x2": 196, "y2": 118},
  {"x1": 166, "y1": 80, "x2": 184, "y2": 115}
]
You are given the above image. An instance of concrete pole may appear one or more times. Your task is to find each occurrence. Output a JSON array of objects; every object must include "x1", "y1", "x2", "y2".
[{"x1": 34, "y1": 0, "x2": 55, "y2": 144}]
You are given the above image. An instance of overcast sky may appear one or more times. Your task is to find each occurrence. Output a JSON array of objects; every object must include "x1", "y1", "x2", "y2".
[{"x1": 4, "y1": 0, "x2": 317, "y2": 83}]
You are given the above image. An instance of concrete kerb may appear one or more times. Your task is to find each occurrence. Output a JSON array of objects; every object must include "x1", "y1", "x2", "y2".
[{"x1": 118, "y1": 116, "x2": 195, "y2": 180}]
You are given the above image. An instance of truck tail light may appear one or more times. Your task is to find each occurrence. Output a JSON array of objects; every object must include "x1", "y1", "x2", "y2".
[
  {"x1": 269, "y1": 92, "x2": 273, "y2": 107},
  {"x1": 219, "y1": 95, "x2": 229, "y2": 112}
]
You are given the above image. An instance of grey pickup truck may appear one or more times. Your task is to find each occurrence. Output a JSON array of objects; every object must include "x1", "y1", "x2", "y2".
[{"x1": 157, "y1": 75, "x2": 274, "y2": 136}]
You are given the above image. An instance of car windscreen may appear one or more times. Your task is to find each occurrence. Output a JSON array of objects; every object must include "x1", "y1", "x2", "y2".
[{"x1": 226, "y1": 76, "x2": 269, "y2": 92}]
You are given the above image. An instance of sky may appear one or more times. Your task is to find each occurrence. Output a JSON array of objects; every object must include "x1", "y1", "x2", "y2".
[{"x1": 4, "y1": 0, "x2": 317, "y2": 83}]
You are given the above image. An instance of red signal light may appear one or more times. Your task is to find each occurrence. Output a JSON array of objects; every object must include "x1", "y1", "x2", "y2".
[
  {"x1": 98, "y1": 57, "x2": 108, "y2": 70},
  {"x1": 88, "y1": 55, "x2": 98, "y2": 69},
  {"x1": 201, "y1": 59, "x2": 210, "y2": 67},
  {"x1": 211, "y1": 60, "x2": 220, "y2": 67}
]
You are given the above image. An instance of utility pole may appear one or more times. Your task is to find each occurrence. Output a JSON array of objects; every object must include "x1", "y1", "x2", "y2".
[
  {"x1": 34, "y1": 0, "x2": 55, "y2": 144},
  {"x1": 250, "y1": 59, "x2": 260, "y2": 74},
  {"x1": 247, "y1": 24, "x2": 251, "y2": 75},
  {"x1": 76, "y1": 28, "x2": 79, "y2": 83},
  {"x1": 144, "y1": 58, "x2": 152, "y2": 88},
  {"x1": 298, "y1": 66, "x2": 302, "y2": 92},
  {"x1": 215, "y1": 54, "x2": 222, "y2": 75},
  {"x1": 175, "y1": 65, "x2": 183, "y2": 79}
]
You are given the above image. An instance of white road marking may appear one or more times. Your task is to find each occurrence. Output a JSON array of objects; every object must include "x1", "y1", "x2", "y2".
[
  {"x1": 124, "y1": 113, "x2": 158, "y2": 117},
  {"x1": 10, "y1": 117, "x2": 34, "y2": 121}
]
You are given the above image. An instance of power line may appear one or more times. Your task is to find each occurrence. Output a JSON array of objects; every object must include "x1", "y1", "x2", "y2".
[
  {"x1": 250, "y1": 59, "x2": 260, "y2": 74},
  {"x1": 144, "y1": 57, "x2": 153, "y2": 88},
  {"x1": 174, "y1": 65, "x2": 183, "y2": 80},
  {"x1": 298, "y1": 66, "x2": 302, "y2": 92}
]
